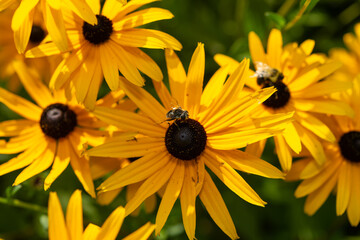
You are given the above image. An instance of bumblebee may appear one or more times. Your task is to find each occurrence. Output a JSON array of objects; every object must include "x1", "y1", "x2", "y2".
[
  {"x1": 254, "y1": 62, "x2": 284, "y2": 86},
  {"x1": 166, "y1": 106, "x2": 189, "y2": 121}
]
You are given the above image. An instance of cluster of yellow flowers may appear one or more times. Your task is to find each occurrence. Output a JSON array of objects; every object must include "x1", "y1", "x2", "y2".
[{"x1": 0, "y1": 0, "x2": 359, "y2": 239}]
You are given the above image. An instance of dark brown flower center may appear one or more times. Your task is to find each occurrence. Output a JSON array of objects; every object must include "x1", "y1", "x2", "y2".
[
  {"x1": 165, "y1": 119, "x2": 207, "y2": 160},
  {"x1": 82, "y1": 15, "x2": 113, "y2": 45},
  {"x1": 30, "y1": 25, "x2": 46, "y2": 44},
  {"x1": 40, "y1": 103, "x2": 77, "y2": 139},
  {"x1": 339, "y1": 131, "x2": 360, "y2": 163}
]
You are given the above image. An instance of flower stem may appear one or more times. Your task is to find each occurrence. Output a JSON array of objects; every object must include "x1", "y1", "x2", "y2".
[{"x1": 0, "y1": 197, "x2": 47, "y2": 214}]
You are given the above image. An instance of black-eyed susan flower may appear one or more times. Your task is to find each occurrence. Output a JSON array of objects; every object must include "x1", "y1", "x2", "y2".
[
  {"x1": 287, "y1": 76, "x2": 360, "y2": 226},
  {"x1": 88, "y1": 43, "x2": 294, "y2": 239},
  {"x1": 4, "y1": 0, "x2": 96, "y2": 53},
  {"x1": 330, "y1": 23, "x2": 360, "y2": 81},
  {"x1": 214, "y1": 29, "x2": 354, "y2": 172},
  {"x1": 0, "y1": 6, "x2": 61, "y2": 90},
  {"x1": 0, "y1": 60, "x2": 114, "y2": 197},
  {"x1": 26, "y1": 0, "x2": 182, "y2": 109},
  {"x1": 48, "y1": 190, "x2": 155, "y2": 240}
]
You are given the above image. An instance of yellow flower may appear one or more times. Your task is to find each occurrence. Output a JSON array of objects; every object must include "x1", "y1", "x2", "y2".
[
  {"x1": 6, "y1": 0, "x2": 96, "y2": 53},
  {"x1": 26, "y1": 0, "x2": 182, "y2": 110},
  {"x1": 0, "y1": 6, "x2": 61, "y2": 90},
  {"x1": 88, "y1": 43, "x2": 293, "y2": 239},
  {"x1": 330, "y1": 23, "x2": 360, "y2": 81},
  {"x1": 48, "y1": 190, "x2": 155, "y2": 240},
  {"x1": 0, "y1": 60, "x2": 114, "y2": 197},
  {"x1": 287, "y1": 76, "x2": 360, "y2": 226},
  {"x1": 214, "y1": 29, "x2": 354, "y2": 172}
]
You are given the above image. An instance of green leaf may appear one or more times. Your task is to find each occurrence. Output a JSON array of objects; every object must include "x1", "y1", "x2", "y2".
[
  {"x1": 300, "y1": 0, "x2": 320, "y2": 13},
  {"x1": 265, "y1": 12, "x2": 287, "y2": 29}
]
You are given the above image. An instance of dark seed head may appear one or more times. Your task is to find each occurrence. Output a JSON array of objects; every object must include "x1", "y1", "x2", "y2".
[
  {"x1": 82, "y1": 15, "x2": 113, "y2": 45},
  {"x1": 30, "y1": 25, "x2": 46, "y2": 44},
  {"x1": 262, "y1": 81, "x2": 291, "y2": 109},
  {"x1": 40, "y1": 103, "x2": 77, "y2": 139},
  {"x1": 339, "y1": 131, "x2": 360, "y2": 163},
  {"x1": 165, "y1": 119, "x2": 207, "y2": 161}
]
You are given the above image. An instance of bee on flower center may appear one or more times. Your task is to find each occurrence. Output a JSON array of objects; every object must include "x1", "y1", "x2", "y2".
[
  {"x1": 166, "y1": 106, "x2": 189, "y2": 121},
  {"x1": 254, "y1": 62, "x2": 284, "y2": 86}
]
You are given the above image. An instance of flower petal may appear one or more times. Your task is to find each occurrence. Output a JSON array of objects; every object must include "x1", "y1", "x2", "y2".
[
  {"x1": 44, "y1": 1, "x2": 68, "y2": 52},
  {"x1": 119, "y1": 77, "x2": 167, "y2": 124},
  {"x1": 292, "y1": 99, "x2": 354, "y2": 117},
  {"x1": 109, "y1": 43, "x2": 145, "y2": 86},
  {"x1": 114, "y1": 8, "x2": 174, "y2": 31},
  {"x1": 83, "y1": 224, "x2": 100, "y2": 240},
  {"x1": 69, "y1": 142, "x2": 95, "y2": 198},
  {"x1": 180, "y1": 162, "x2": 197, "y2": 240},
  {"x1": 122, "y1": 46, "x2": 163, "y2": 82},
  {"x1": 62, "y1": 0, "x2": 97, "y2": 24},
  {"x1": 0, "y1": 137, "x2": 47, "y2": 176},
  {"x1": 0, "y1": 119, "x2": 34, "y2": 137},
  {"x1": 44, "y1": 138, "x2": 71, "y2": 190},
  {"x1": 289, "y1": 60, "x2": 342, "y2": 92},
  {"x1": 13, "y1": 140, "x2": 56, "y2": 186},
  {"x1": 294, "y1": 122, "x2": 326, "y2": 165},
  {"x1": 274, "y1": 134, "x2": 293, "y2": 172},
  {"x1": 93, "y1": 106, "x2": 165, "y2": 137},
  {"x1": 282, "y1": 122, "x2": 302, "y2": 154},
  {"x1": 295, "y1": 159, "x2": 341, "y2": 198},
  {"x1": 48, "y1": 192, "x2": 70, "y2": 240},
  {"x1": 184, "y1": 42, "x2": 205, "y2": 116},
  {"x1": 113, "y1": 29, "x2": 182, "y2": 50},
  {"x1": 266, "y1": 29, "x2": 283, "y2": 69},
  {"x1": 201, "y1": 66, "x2": 230, "y2": 107},
  {"x1": 100, "y1": 41, "x2": 120, "y2": 91},
  {"x1": 248, "y1": 31, "x2": 267, "y2": 64},
  {"x1": 25, "y1": 41, "x2": 63, "y2": 58},
  {"x1": 304, "y1": 169, "x2": 339, "y2": 216},
  {"x1": 125, "y1": 158, "x2": 177, "y2": 216},
  {"x1": 213, "y1": 149, "x2": 284, "y2": 179},
  {"x1": 66, "y1": 190, "x2": 83, "y2": 240},
  {"x1": 336, "y1": 161, "x2": 351, "y2": 216},
  {"x1": 97, "y1": 151, "x2": 169, "y2": 193},
  {"x1": 347, "y1": 164, "x2": 360, "y2": 226},
  {"x1": 111, "y1": 0, "x2": 160, "y2": 21},
  {"x1": 295, "y1": 111, "x2": 335, "y2": 142},
  {"x1": 203, "y1": 151, "x2": 266, "y2": 207},
  {"x1": 0, "y1": 87, "x2": 42, "y2": 122},
  {"x1": 165, "y1": 48, "x2": 186, "y2": 107},
  {"x1": 13, "y1": 60, "x2": 54, "y2": 108},
  {"x1": 155, "y1": 160, "x2": 185, "y2": 235},
  {"x1": 96, "y1": 207, "x2": 125, "y2": 240},
  {"x1": 199, "y1": 172, "x2": 239, "y2": 240},
  {"x1": 291, "y1": 78, "x2": 352, "y2": 99},
  {"x1": 87, "y1": 137, "x2": 164, "y2": 158},
  {"x1": 123, "y1": 222, "x2": 155, "y2": 240}
]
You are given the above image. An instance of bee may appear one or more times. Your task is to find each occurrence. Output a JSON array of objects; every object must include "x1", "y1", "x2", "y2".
[
  {"x1": 166, "y1": 106, "x2": 189, "y2": 121},
  {"x1": 253, "y1": 62, "x2": 284, "y2": 86}
]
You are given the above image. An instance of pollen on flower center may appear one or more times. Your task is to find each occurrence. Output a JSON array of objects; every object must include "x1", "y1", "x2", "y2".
[
  {"x1": 40, "y1": 103, "x2": 77, "y2": 139},
  {"x1": 165, "y1": 119, "x2": 207, "y2": 161},
  {"x1": 82, "y1": 14, "x2": 113, "y2": 45},
  {"x1": 338, "y1": 131, "x2": 360, "y2": 163},
  {"x1": 30, "y1": 25, "x2": 46, "y2": 44}
]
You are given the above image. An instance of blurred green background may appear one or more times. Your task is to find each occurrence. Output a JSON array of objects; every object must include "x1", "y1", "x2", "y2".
[{"x1": 1, "y1": 0, "x2": 360, "y2": 239}]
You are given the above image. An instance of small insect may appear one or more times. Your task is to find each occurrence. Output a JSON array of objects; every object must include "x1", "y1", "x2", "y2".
[
  {"x1": 166, "y1": 106, "x2": 189, "y2": 121},
  {"x1": 253, "y1": 62, "x2": 284, "y2": 86}
]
